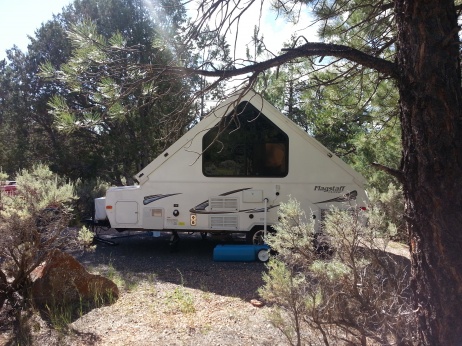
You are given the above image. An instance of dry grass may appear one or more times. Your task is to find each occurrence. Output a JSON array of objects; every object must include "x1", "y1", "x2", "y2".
[
  {"x1": 1, "y1": 231, "x2": 285, "y2": 345},
  {"x1": 66, "y1": 280, "x2": 282, "y2": 346},
  {"x1": 0, "y1": 230, "x2": 410, "y2": 345}
]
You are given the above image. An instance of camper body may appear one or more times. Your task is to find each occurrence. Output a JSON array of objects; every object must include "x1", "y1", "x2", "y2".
[{"x1": 96, "y1": 90, "x2": 368, "y2": 243}]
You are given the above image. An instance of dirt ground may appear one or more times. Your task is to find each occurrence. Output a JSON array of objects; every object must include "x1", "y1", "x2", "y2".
[
  {"x1": 1, "y1": 230, "x2": 287, "y2": 346},
  {"x1": 0, "y1": 229, "x2": 410, "y2": 345}
]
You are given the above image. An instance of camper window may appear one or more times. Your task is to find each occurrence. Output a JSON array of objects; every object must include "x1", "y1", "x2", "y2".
[{"x1": 203, "y1": 102, "x2": 289, "y2": 177}]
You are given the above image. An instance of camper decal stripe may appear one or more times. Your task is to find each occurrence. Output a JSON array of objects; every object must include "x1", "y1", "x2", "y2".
[
  {"x1": 191, "y1": 210, "x2": 236, "y2": 215},
  {"x1": 242, "y1": 205, "x2": 279, "y2": 213},
  {"x1": 219, "y1": 188, "x2": 253, "y2": 196},
  {"x1": 189, "y1": 205, "x2": 279, "y2": 215},
  {"x1": 189, "y1": 188, "x2": 279, "y2": 214},
  {"x1": 314, "y1": 190, "x2": 357, "y2": 204},
  {"x1": 189, "y1": 188, "x2": 252, "y2": 214},
  {"x1": 143, "y1": 193, "x2": 181, "y2": 205},
  {"x1": 193, "y1": 200, "x2": 209, "y2": 211}
]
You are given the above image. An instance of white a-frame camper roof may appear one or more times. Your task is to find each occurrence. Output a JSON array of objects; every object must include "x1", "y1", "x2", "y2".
[{"x1": 133, "y1": 89, "x2": 366, "y2": 188}]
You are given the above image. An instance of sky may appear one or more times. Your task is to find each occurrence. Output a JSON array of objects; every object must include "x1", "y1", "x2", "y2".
[
  {"x1": 0, "y1": 0, "x2": 74, "y2": 60},
  {"x1": 0, "y1": 0, "x2": 318, "y2": 61},
  {"x1": 190, "y1": 1, "x2": 318, "y2": 61}
]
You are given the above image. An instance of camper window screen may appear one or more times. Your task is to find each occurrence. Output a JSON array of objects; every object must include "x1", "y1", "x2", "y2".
[{"x1": 203, "y1": 102, "x2": 289, "y2": 177}]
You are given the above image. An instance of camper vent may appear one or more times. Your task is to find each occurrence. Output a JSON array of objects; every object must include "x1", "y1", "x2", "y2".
[
  {"x1": 210, "y1": 215, "x2": 239, "y2": 229},
  {"x1": 209, "y1": 197, "x2": 239, "y2": 211}
]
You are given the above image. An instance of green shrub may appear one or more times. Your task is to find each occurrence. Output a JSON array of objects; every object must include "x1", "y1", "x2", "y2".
[
  {"x1": 259, "y1": 198, "x2": 414, "y2": 346},
  {"x1": 0, "y1": 164, "x2": 91, "y2": 342},
  {"x1": 367, "y1": 183, "x2": 407, "y2": 243},
  {"x1": 74, "y1": 178, "x2": 110, "y2": 221}
]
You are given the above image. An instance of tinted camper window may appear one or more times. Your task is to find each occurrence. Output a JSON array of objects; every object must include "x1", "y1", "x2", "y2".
[{"x1": 203, "y1": 102, "x2": 289, "y2": 177}]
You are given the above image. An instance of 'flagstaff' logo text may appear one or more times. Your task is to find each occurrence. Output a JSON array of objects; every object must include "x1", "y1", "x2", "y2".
[{"x1": 314, "y1": 186, "x2": 345, "y2": 193}]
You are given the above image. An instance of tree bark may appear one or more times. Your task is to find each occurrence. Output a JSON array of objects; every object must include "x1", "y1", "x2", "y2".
[{"x1": 395, "y1": 0, "x2": 462, "y2": 344}]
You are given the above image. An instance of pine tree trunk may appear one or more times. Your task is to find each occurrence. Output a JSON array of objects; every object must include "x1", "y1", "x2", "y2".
[{"x1": 395, "y1": 0, "x2": 462, "y2": 344}]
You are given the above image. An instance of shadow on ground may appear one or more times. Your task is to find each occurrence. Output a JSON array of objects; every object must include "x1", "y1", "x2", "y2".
[{"x1": 75, "y1": 231, "x2": 266, "y2": 301}]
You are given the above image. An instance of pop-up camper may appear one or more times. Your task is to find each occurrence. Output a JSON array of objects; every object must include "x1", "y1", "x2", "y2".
[{"x1": 95, "y1": 90, "x2": 368, "y2": 244}]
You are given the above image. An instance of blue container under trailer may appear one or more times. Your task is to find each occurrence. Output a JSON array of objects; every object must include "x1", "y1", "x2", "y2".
[{"x1": 213, "y1": 244, "x2": 270, "y2": 262}]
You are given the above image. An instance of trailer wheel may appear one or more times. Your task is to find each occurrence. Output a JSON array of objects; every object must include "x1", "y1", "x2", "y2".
[
  {"x1": 246, "y1": 228, "x2": 265, "y2": 245},
  {"x1": 257, "y1": 249, "x2": 270, "y2": 262},
  {"x1": 314, "y1": 232, "x2": 334, "y2": 259}
]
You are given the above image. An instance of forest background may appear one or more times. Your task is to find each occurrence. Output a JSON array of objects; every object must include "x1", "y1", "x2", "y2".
[
  {"x1": 0, "y1": 0, "x2": 400, "y2": 194},
  {"x1": 4, "y1": 0, "x2": 460, "y2": 344}
]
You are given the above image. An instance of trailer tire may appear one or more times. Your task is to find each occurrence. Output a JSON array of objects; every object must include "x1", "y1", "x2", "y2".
[
  {"x1": 314, "y1": 232, "x2": 334, "y2": 259},
  {"x1": 246, "y1": 228, "x2": 266, "y2": 245}
]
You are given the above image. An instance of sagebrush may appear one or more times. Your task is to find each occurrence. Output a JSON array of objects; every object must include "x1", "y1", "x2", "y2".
[
  {"x1": 0, "y1": 164, "x2": 88, "y2": 343},
  {"x1": 259, "y1": 198, "x2": 414, "y2": 346}
]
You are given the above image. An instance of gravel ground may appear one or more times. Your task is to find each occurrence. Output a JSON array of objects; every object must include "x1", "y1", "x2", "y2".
[
  {"x1": 1, "y1": 230, "x2": 287, "y2": 346},
  {"x1": 77, "y1": 229, "x2": 268, "y2": 301},
  {"x1": 0, "y1": 229, "x2": 410, "y2": 345}
]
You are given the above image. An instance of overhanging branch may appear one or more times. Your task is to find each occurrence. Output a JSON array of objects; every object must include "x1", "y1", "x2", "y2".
[
  {"x1": 149, "y1": 42, "x2": 398, "y2": 80},
  {"x1": 283, "y1": 43, "x2": 397, "y2": 78},
  {"x1": 372, "y1": 162, "x2": 404, "y2": 183}
]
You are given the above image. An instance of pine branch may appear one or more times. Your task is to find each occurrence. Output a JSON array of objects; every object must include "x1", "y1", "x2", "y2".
[
  {"x1": 282, "y1": 43, "x2": 397, "y2": 78},
  {"x1": 371, "y1": 162, "x2": 404, "y2": 183},
  {"x1": 152, "y1": 42, "x2": 398, "y2": 81}
]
